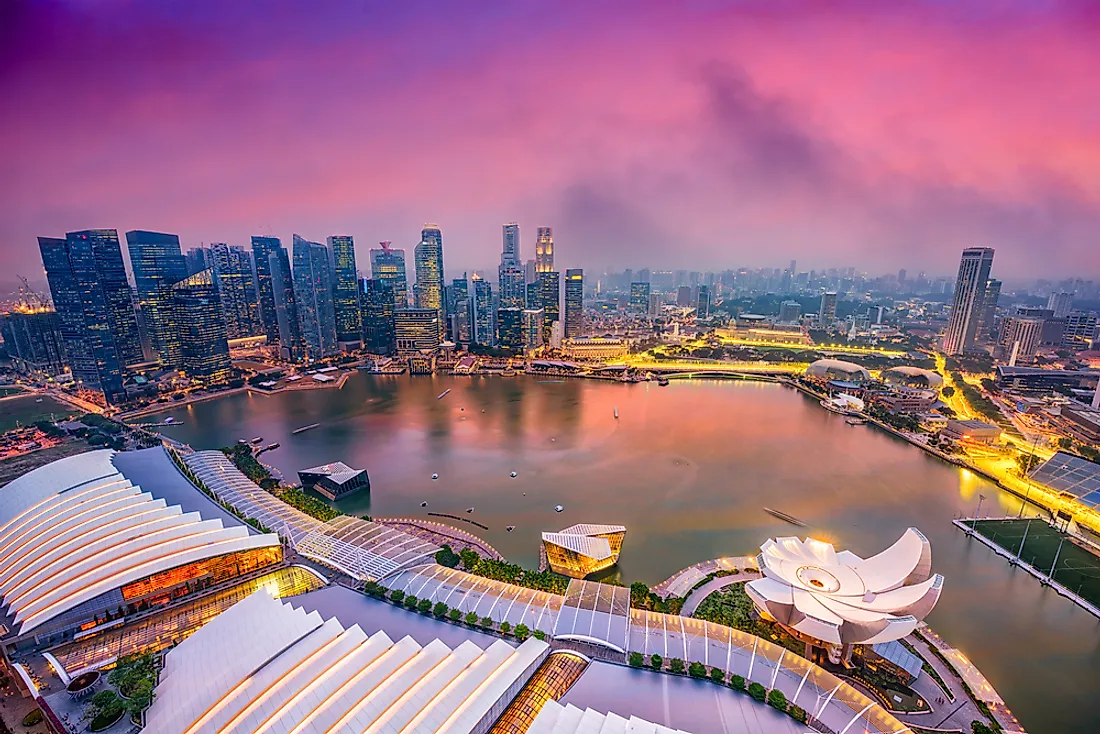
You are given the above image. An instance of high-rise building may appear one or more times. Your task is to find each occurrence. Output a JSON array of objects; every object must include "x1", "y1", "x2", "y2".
[
  {"x1": 80, "y1": 229, "x2": 144, "y2": 366},
  {"x1": 676, "y1": 286, "x2": 694, "y2": 307},
  {"x1": 269, "y1": 245, "x2": 301, "y2": 360},
  {"x1": 535, "y1": 227, "x2": 554, "y2": 273},
  {"x1": 369, "y1": 242, "x2": 408, "y2": 307},
  {"x1": 1047, "y1": 292, "x2": 1074, "y2": 319},
  {"x1": 414, "y1": 224, "x2": 445, "y2": 321},
  {"x1": 251, "y1": 236, "x2": 282, "y2": 342},
  {"x1": 292, "y1": 234, "x2": 338, "y2": 360},
  {"x1": 997, "y1": 315, "x2": 1044, "y2": 363},
  {"x1": 125, "y1": 230, "x2": 188, "y2": 368},
  {"x1": 170, "y1": 269, "x2": 231, "y2": 383},
  {"x1": 498, "y1": 223, "x2": 526, "y2": 309},
  {"x1": 1063, "y1": 311, "x2": 1099, "y2": 349},
  {"x1": 942, "y1": 247, "x2": 995, "y2": 355},
  {"x1": 696, "y1": 285, "x2": 710, "y2": 319},
  {"x1": 394, "y1": 308, "x2": 441, "y2": 354},
  {"x1": 447, "y1": 275, "x2": 469, "y2": 343},
  {"x1": 538, "y1": 271, "x2": 560, "y2": 340},
  {"x1": 818, "y1": 292, "x2": 838, "y2": 327},
  {"x1": 327, "y1": 235, "x2": 362, "y2": 347},
  {"x1": 648, "y1": 292, "x2": 663, "y2": 318},
  {"x1": 779, "y1": 300, "x2": 801, "y2": 323},
  {"x1": 629, "y1": 282, "x2": 650, "y2": 314},
  {"x1": 360, "y1": 278, "x2": 396, "y2": 356},
  {"x1": 502, "y1": 223, "x2": 520, "y2": 267},
  {"x1": 522, "y1": 308, "x2": 545, "y2": 350},
  {"x1": 470, "y1": 274, "x2": 494, "y2": 346},
  {"x1": 210, "y1": 243, "x2": 261, "y2": 339},
  {"x1": 0, "y1": 309, "x2": 66, "y2": 377},
  {"x1": 184, "y1": 247, "x2": 211, "y2": 277},
  {"x1": 564, "y1": 269, "x2": 584, "y2": 338},
  {"x1": 979, "y1": 279, "x2": 1002, "y2": 341},
  {"x1": 452, "y1": 299, "x2": 471, "y2": 346},
  {"x1": 497, "y1": 307, "x2": 524, "y2": 351}
]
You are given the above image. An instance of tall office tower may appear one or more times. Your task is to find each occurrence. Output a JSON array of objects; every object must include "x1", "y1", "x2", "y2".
[
  {"x1": 170, "y1": 269, "x2": 231, "y2": 383},
  {"x1": 997, "y1": 316, "x2": 1044, "y2": 363},
  {"x1": 470, "y1": 274, "x2": 494, "y2": 346},
  {"x1": 394, "y1": 308, "x2": 441, "y2": 354},
  {"x1": 185, "y1": 247, "x2": 211, "y2": 276},
  {"x1": 448, "y1": 275, "x2": 469, "y2": 342},
  {"x1": 523, "y1": 308, "x2": 545, "y2": 350},
  {"x1": 1063, "y1": 311, "x2": 1099, "y2": 349},
  {"x1": 647, "y1": 292, "x2": 663, "y2": 318},
  {"x1": 676, "y1": 286, "x2": 693, "y2": 307},
  {"x1": 538, "y1": 270, "x2": 560, "y2": 340},
  {"x1": 526, "y1": 279, "x2": 539, "y2": 309},
  {"x1": 818, "y1": 291, "x2": 838, "y2": 327},
  {"x1": 251, "y1": 236, "x2": 281, "y2": 341},
  {"x1": 452, "y1": 299, "x2": 472, "y2": 346},
  {"x1": 564, "y1": 269, "x2": 584, "y2": 338},
  {"x1": 535, "y1": 227, "x2": 554, "y2": 273},
  {"x1": 327, "y1": 235, "x2": 362, "y2": 347},
  {"x1": 414, "y1": 224, "x2": 445, "y2": 321},
  {"x1": 499, "y1": 265, "x2": 526, "y2": 309},
  {"x1": 370, "y1": 242, "x2": 409, "y2": 307},
  {"x1": 125, "y1": 230, "x2": 188, "y2": 368},
  {"x1": 360, "y1": 278, "x2": 396, "y2": 355},
  {"x1": 76, "y1": 230, "x2": 144, "y2": 366},
  {"x1": 1047, "y1": 292, "x2": 1074, "y2": 319},
  {"x1": 497, "y1": 307, "x2": 524, "y2": 351},
  {"x1": 979, "y1": 279, "x2": 1002, "y2": 340},
  {"x1": 210, "y1": 243, "x2": 261, "y2": 339},
  {"x1": 629, "y1": 282, "x2": 651, "y2": 313},
  {"x1": 897, "y1": 269, "x2": 907, "y2": 284},
  {"x1": 0, "y1": 310, "x2": 66, "y2": 377},
  {"x1": 268, "y1": 246, "x2": 301, "y2": 360},
  {"x1": 779, "y1": 300, "x2": 801, "y2": 323},
  {"x1": 696, "y1": 285, "x2": 710, "y2": 318},
  {"x1": 292, "y1": 234, "x2": 338, "y2": 360},
  {"x1": 942, "y1": 247, "x2": 995, "y2": 355},
  {"x1": 637, "y1": 268, "x2": 651, "y2": 284},
  {"x1": 502, "y1": 223, "x2": 520, "y2": 267},
  {"x1": 524, "y1": 259, "x2": 537, "y2": 284}
]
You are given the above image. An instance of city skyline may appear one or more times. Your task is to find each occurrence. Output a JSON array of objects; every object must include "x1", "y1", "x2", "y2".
[{"x1": 3, "y1": 1, "x2": 1099, "y2": 279}]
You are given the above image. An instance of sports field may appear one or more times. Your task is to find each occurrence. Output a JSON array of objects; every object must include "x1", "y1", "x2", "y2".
[{"x1": 972, "y1": 518, "x2": 1100, "y2": 609}]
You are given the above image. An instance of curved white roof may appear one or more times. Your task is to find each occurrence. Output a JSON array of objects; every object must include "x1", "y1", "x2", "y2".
[
  {"x1": 882, "y1": 366, "x2": 944, "y2": 389},
  {"x1": 146, "y1": 588, "x2": 550, "y2": 734},
  {"x1": 0, "y1": 449, "x2": 279, "y2": 635},
  {"x1": 746, "y1": 528, "x2": 943, "y2": 645},
  {"x1": 805, "y1": 359, "x2": 871, "y2": 381},
  {"x1": 529, "y1": 700, "x2": 689, "y2": 734}
]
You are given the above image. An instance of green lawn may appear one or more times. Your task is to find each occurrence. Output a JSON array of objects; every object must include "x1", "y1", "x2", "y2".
[
  {"x1": 972, "y1": 518, "x2": 1100, "y2": 608},
  {"x1": 0, "y1": 395, "x2": 73, "y2": 432}
]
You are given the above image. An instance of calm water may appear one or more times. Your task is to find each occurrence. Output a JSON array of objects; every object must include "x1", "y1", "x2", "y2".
[{"x1": 151, "y1": 373, "x2": 1100, "y2": 733}]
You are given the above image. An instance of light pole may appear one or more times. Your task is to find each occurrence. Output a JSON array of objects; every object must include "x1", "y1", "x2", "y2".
[
  {"x1": 972, "y1": 494, "x2": 986, "y2": 531},
  {"x1": 1048, "y1": 536, "x2": 1065, "y2": 586}
]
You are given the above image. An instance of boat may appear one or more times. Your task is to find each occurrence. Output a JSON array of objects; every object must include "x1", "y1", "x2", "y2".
[
  {"x1": 437, "y1": 389, "x2": 451, "y2": 400},
  {"x1": 506, "y1": 525, "x2": 515, "y2": 532},
  {"x1": 250, "y1": 437, "x2": 263, "y2": 444},
  {"x1": 845, "y1": 417, "x2": 866, "y2": 426},
  {"x1": 34, "y1": 398, "x2": 43, "y2": 403},
  {"x1": 421, "y1": 502, "x2": 428, "y2": 507},
  {"x1": 465, "y1": 507, "x2": 475, "y2": 513},
  {"x1": 657, "y1": 377, "x2": 670, "y2": 387},
  {"x1": 291, "y1": 423, "x2": 320, "y2": 435},
  {"x1": 237, "y1": 438, "x2": 248, "y2": 445},
  {"x1": 431, "y1": 473, "x2": 439, "y2": 480},
  {"x1": 265, "y1": 443, "x2": 280, "y2": 450},
  {"x1": 164, "y1": 417, "x2": 177, "y2": 424},
  {"x1": 764, "y1": 508, "x2": 807, "y2": 527},
  {"x1": 510, "y1": 471, "x2": 517, "y2": 478},
  {"x1": 554, "y1": 505, "x2": 564, "y2": 513},
  {"x1": 613, "y1": 407, "x2": 619, "y2": 420},
  {"x1": 502, "y1": 369, "x2": 516, "y2": 376}
]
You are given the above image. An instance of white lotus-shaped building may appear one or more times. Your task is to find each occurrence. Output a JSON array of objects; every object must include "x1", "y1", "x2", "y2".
[{"x1": 746, "y1": 528, "x2": 943, "y2": 646}]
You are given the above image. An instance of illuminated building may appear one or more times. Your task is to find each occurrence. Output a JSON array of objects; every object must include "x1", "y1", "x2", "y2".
[
  {"x1": 535, "y1": 226, "x2": 554, "y2": 272},
  {"x1": 327, "y1": 235, "x2": 362, "y2": 347},
  {"x1": 414, "y1": 224, "x2": 445, "y2": 323},
  {"x1": 125, "y1": 230, "x2": 188, "y2": 367},
  {"x1": 297, "y1": 461, "x2": 369, "y2": 501},
  {"x1": 268, "y1": 244, "x2": 302, "y2": 360},
  {"x1": 209, "y1": 243, "x2": 261, "y2": 339},
  {"x1": 394, "y1": 308, "x2": 441, "y2": 354},
  {"x1": 696, "y1": 284, "x2": 710, "y2": 318},
  {"x1": 0, "y1": 309, "x2": 66, "y2": 377},
  {"x1": 561, "y1": 336, "x2": 628, "y2": 361},
  {"x1": 369, "y1": 241, "x2": 409, "y2": 308},
  {"x1": 564, "y1": 268, "x2": 584, "y2": 338},
  {"x1": 497, "y1": 307, "x2": 524, "y2": 351},
  {"x1": 250, "y1": 236, "x2": 282, "y2": 342},
  {"x1": 541, "y1": 524, "x2": 626, "y2": 579},
  {"x1": 629, "y1": 282, "x2": 650, "y2": 314},
  {"x1": 942, "y1": 419, "x2": 1002, "y2": 444},
  {"x1": 980, "y1": 278, "x2": 1001, "y2": 340},
  {"x1": 996, "y1": 315, "x2": 1044, "y2": 363},
  {"x1": 1047, "y1": 291, "x2": 1074, "y2": 319},
  {"x1": 499, "y1": 223, "x2": 526, "y2": 309},
  {"x1": 171, "y1": 269, "x2": 232, "y2": 383},
  {"x1": 942, "y1": 247, "x2": 995, "y2": 355},
  {"x1": 537, "y1": 271, "x2": 559, "y2": 340},
  {"x1": 360, "y1": 278, "x2": 396, "y2": 355},
  {"x1": 818, "y1": 291, "x2": 838, "y2": 327},
  {"x1": 994, "y1": 365, "x2": 1099, "y2": 392},
  {"x1": 470, "y1": 274, "x2": 494, "y2": 346},
  {"x1": 881, "y1": 366, "x2": 944, "y2": 390},
  {"x1": 779, "y1": 300, "x2": 801, "y2": 323},
  {"x1": 530, "y1": 701, "x2": 687, "y2": 733},
  {"x1": 804, "y1": 358, "x2": 870, "y2": 383},
  {"x1": 523, "y1": 308, "x2": 544, "y2": 350},
  {"x1": 1063, "y1": 311, "x2": 1098, "y2": 349},
  {"x1": 746, "y1": 529, "x2": 942, "y2": 663},
  {"x1": 291, "y1": 234, "x2": 339, "y2": 360}
]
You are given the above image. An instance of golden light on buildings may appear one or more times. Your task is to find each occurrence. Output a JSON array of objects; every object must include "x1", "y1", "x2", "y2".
[{"x1": 541, "y1": 524, "x2": 626, "y2": 579}]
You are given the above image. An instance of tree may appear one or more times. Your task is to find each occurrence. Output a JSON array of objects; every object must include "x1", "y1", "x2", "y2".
[
  {"x1": 459, "y1": 548, "x2": 481, "y2": 572},
  {"x1": 729, "y1": 674, "x2": 745, "y2": 691},
  {"x1": 480, "y1": 616, "x2": 494, "y2": 629},
  {"x1": 971, "y1": 722, "x2": 995, "y2": 734},
  {"x1": 669, "y1": 658, "x2": 684, "y2": 674},
  {"x1": 499, "y1": 621, "x2": 512, "y2": 635},
  {"x1": 433, "y1": 601, "x2": 448, "y2": 618},
  {"x1": 417, "y1": 598, "x2": 432, "y2": 614},
  {"x1": 403, "y1": 594, "x2": 418, "y2": 609},
  {"x1": 650, "y1": 654, "x2": 663, "y2": 670},
  {"x1": 789, "y1": 705, "x2": 807, "y2": 724},
  {"x1": 532, "y1": 629, "x2": 547, "y2": 641},
  {"x1": 514, "y1": 623, "x2": 530, "y2": 641},
  {"x1": 435, "y1": 545, "x2": 460, "y2": 568},
  {"x1": 942, "y1": 386, "x2": 955, "y2": 398},
  {"x1": 748, "y1": 682, "x2": 767, "y2": 702},
  {"x1": 465, "y1": 611, "x2": 479, "y2": 625},
  {"x1": 767, "y1": 688, "x2": 788, "y2": 711},
  {"x1": 448, "y1": 608, "x2": 461, "y2": 622},
  {"x1": 630, "y1": 581, "x2": 651, "y2": 608},
  {"x1": 363, "y1": 581, "x2": 380, "y2": 597},
  {"x1": 628, "y1": 652, "x2": 644, "y2": 668},
  {"x1": 709, "y1": 667, "x2": 725, "y2": 684},
  {"x1": 688, "y1": 661, "x2": 706, "y2": 678}
]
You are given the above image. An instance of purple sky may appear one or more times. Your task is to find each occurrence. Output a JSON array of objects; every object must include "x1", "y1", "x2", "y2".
[{"x1": 2, "y1": 0, "x2": 1099, "y2": 280}]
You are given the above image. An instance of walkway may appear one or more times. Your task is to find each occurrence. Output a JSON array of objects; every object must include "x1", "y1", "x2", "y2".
[
  {"x1": 652, "y1": 556, "x2": 758, "y2": 599},
  {"x1": 375, "y1": 516, "x2": 505, "y2": 560},
  {"x1": 680, "y1": 572, "x2": 759, "y2": 617}
]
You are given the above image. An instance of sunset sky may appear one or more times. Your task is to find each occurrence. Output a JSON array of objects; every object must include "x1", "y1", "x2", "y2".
[{"x1": 2, "y1": 0, "x2": 1098, "y2": 280}]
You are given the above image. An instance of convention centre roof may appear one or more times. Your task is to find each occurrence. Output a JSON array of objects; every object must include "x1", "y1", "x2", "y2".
[{"x1": 1029, "y1": 451, "x2": 1100, "y2": 510}]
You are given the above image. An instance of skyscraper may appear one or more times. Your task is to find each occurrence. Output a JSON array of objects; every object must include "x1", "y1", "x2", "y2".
[
  {"x1": 394, "y1": 309, "x2": 441, "y2": 354},
  {"x1": 77, "y1": 229, "x2": 144, "y2": 367},
  {"x1": 292, "y1": 234, "x2": 338, "y2": 360},
  {"x1": 0, "y1": 309, "x2": 66, "y2": 377},
  {"x1": 470, "y1": 274, "x2": 494, "y2": 346},
  {"x1": 360, "y1": 278, "x2": 396, "y2": 356},
  {"x1": 502, "y1": 223, "x2": 520, "y2": 267},
  {"x1": 414, "y1": 224, "x2": 445, "y2": 320},
  {"x1": 1047, "y1": 292, "x2": 1073, "y2": 319},
  {"x1": 498, "y1": 223, "x2": 526, "y2": 309},
  {"x1": 370, "y1": 242, "x2": 408, "y2": 308},
  {"x1": 251, "y1": 236, "x2": 282, "y2": 341},
  {"x1": 210, "y1": 243, "x2": 260, "y2": 339},
  {"x1": 997, "y1": 315, "x2": 1044, "y2": 363},
  {"x1": 818, "y1": 292, "x2": 838, "y2": 328},
  {"x1": 269, "y1": 245, "x2": 301, "y2": 360},
  {"x1": 942, "y1": 248, "x2": 995, "y2": 355},
  {"x1": 564, "y1": 269, "x2": 584, "y2": 338},
  {"x1": 696, "y1": 285, "x2": 710, "y2": 319},
  {"x1": 448, "y1": 275, "x2": 469, "y2": 343},
  {"x1": 538, "y1": 270, "x2": 560, "y2": 340},
  {"x1": 629, "y1": 282, "x2": 651, "y2": 313},
  {"x1": 497, "y1": 307, "x2": 524, "y2": 351},
  {"x1": 535, "y1": 227, "x2": 554, "y2": 273},
  {"x1": 125, "y1": 230, "x2": 188, "y2": 368},
  {"x1": 327, "y1": 235, "x2": 362, "y2": 347},
  {"x1": 979, "y1": 279, "x2": 1002, "y2": 341},
  {"x1": 522, "y1": 308, "x2": 545, "y2": 350},
  {"x1": 171, "y1": 269, "x2": 231, "y2": 383},
  {"x1": 779, "y1": 300, "x2": 801, "y2": 323},
  {"x1": 184, "y1": 247, "x2": 211, "y2": 277}
]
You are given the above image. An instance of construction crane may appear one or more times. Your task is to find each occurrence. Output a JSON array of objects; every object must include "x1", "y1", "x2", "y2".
[{"x1": 14, "y1": 275, "x2": 50, "y2": 312}]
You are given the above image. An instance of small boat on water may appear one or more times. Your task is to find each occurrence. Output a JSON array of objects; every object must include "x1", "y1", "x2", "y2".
[
  {"x1": 510, "y1": 471, "x2": 517, "y2": 478},
  {"x1": 265, "y1": 443, "x2": 280, "y2": 450},
  {"x1": 34, "y1": 398, "x2": 43, "y2": 403},
  {"x1": 431, "y1": 473, "x2": 439, "y2": 480},
  {"x1": 250, "y1": 437, "x2": 263, "y2": 445},
  {"x1": 421, "y1": 501, "x2": 428, "y2": 507},
  {"x1": 657, "y1": 377, "x2": 670, "y2": 386},
  {"x1": 845, "y1": 417, "x2": 866, "y2": 426},
  {"x1": 437, "y1": 389, "x2": 451, "y2": 400},
  {"x1": 506, "y1": 525, "x2": 515, "y2": 532},
  {"x1": 465, "y1": 507, "x2": 475, "y2": 513},
  {"x1": 613, "y1": 407, "x2": 619, "y2": 420},
  {"x1": 291, "y1": 423, "x2": 320, "y2": 435},
  {"x1": 237, "y1": 438, "x2": 248, "y2": 445},
  {"x1": 764, "y1": 508, "x2": 807, "y2": 527},
  {"x1": 502, "y1": 369, "x2": 516, "y2": 376},
  {"x1": 554, "y1": 504, "x2": 564, "y2": 513}
]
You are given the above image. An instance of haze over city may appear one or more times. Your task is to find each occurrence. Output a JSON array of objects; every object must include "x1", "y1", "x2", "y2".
[{"x1": 3, "y1": 0, "x2": 1100, "y2": 278}]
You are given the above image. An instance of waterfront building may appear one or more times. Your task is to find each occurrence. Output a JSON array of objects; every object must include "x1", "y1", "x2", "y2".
[
  {"x1": 980, "y1": 278, "x2": 1002, "y2": 341},
  {"x1": 369, "y1": 241, "x2": 409, "y2": 307},
  {"x1": 209, "y1": 243, "x2": 261, "y2": 339},
  {"x1": 523, "y1": 308, "x2": 545, "y2": 350},
  {"x1": 564, "y1": 268, "x2": 584, "y2": 338},
  {"x1": 291, "y1": 234, "x2": 339, "y2": 361},
  {"x1": 818, "y1": 291, "x2": 838, "y2": 328},
  {"x1": 250, "y1": 236, "x2": 282, "y2": 342},
  {"x1": 874, "y1": 389, "x2": 938, "y2": 414},
  {"x1": 541, "y1": 524, "x2": 626, "y2": 579},
  {"x1": 779, "y1": 300, "x2": 801, "y2": 323},
  {"x1": 414, "y1": 224, "x2": 445, "y2": 323},
  {"x1": 447, "y1": 274, "x2": 469, "y2": 342},
  {"x1": 297, "y1": 461, "x2": 370, "y2": 500},
  {"x1": 452, "y1": 298, "x2": 472, "y2": 346},
  {"x1": 538, "y1": 270, "x2": 560, "y2": 340},
  {"x1": 561, "y1": 336, "x2": 629, "y2": 361},
  {"x1": 125, "y1": 230, "x2": 188, "y2": 368},
  {"x1": 804, "y1": 358, "x2": 870, "y2": 383},
  {"x1": 268, "y1": 244, "x2": 302, "y2": 360},
  {"x1": 394, "y1": 308, "x2": 441, "y2": 354},
  {"x1": 746, "y1": 529, "x2": 942, "y2": 663},
  {"x1": 535, "y1": 226, "x2": 554, "y2": 272},
  {"x1": 996, "y1": 315, "x2": 1044, "y2": 363},
  {"x1": 360, "y1": 278, "x2": 396, "y2": 355},
  {"x1": 0, "y1": 308, "x2": 66, "y2": 377},
  {"x1": 171, "y1": 269, "x2": 232, "y2": 383},
  {"x1": 942, "y1": 247, "x2": 995, "y2": 355},
  {"x1": 470, "y1": 274, "x2": 494, "y2": 346},
  {"x1": 696, "y1": 284, "x2": 710, "y2": 318},
  {"x1": 631, "y1": 282, "x2": 652, "y2": 312},
  {"x1": 497, "y1": 307, "x2": 525, "y2": 351},
  {"x1": 1048, "y1": 291, "x2": 1074, "y2": 319},
  {"x1": 327, "y1": 235, "x2": 362, "y2": 348},
  {"x1": 78, "y1": 229, "x2": 144, "y2": 368}
]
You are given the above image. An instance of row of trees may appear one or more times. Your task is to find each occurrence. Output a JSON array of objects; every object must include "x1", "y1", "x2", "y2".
[{"x1": 363, "y1": 581, "x2": 548, "y2": 641}]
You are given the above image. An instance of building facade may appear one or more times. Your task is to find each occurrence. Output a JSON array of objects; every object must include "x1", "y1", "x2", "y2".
[
  {"x1": 818, "y1": 291, "x2": 838, "y2": 328},
  {"x1": 292, "y1": 235, "x2": 338, "y2": 361},
  {"x1": 538, "y1": 271, "x2": 560, "y2": 340},
  {"x1": 394, "y1": 309, "x2": 442, "y2": 354},
  {"x1": 629, "y1": 282, "x2": 650, "y2": 314},
  {"x1": 696, "y1": 284, "x2": 710, "y2": 319},
  {"x1": 0, "y1": 309, "x2": 66, "y2": 377},
  {"x1": 268, "y1": 245, "x2": 301, "y2": 360},
  {"x1": 360, "y1": 278, "x2": 396, "y2": 355},
  {"x1": 369, "y1": 242, "x2": 408, "y2": 308},
  {"x1": 497, "y1": 307, "x2": 524, "y2": 351},
  {"x1": 779, "y1": 300, "x2": 801, "y2": 323},
  {"x1": 171, "y1": 270, "x2": 232, "y2": 383},
  {"x1": 327, "y1": 235, "x2": 362, "y2": 347},
  {"x1": 250, "y1": 236, "x2": 282, "y2": 342},
  {"x1": 522, "y1": 308, "x2": 544, "y2": 350},
  {"x1": 209, "y1": 244, "x2": 261, "y2": 340},
  {"x1": 942, "y1": 247, "x2": 995, "y2": 355},
  {"x1": 470, "y1": 275, "x2": 494, "y2": 346},
  {"x1": 125, "y1": 230, "x2": 188, "y2": 367},
  {"x1": 564, "y1": 268, "x2": 584, "y2": 338},
  {"x1": 997, "y1": 315, "x2": 1044, "y2": 363},
  {"x1": 535, "y1": 226, "x2": 554, "y2": 272},
  {"x1": 414, "y1": 224, "x2": 445, "y2": 320}
]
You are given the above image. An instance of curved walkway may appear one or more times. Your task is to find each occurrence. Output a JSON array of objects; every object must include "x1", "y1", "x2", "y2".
[
  {"x1": 652, "y1": 556, "x2": 758, "y2": 599},
  {"x1": 680, "y1": 572, "x2": 757, "y2": 617}
]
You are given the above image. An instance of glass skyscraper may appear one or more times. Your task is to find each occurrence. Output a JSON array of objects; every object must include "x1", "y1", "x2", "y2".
[
  {"x1": 269, "y1": 245, "x2": 301, "y2": 360},
  {"x1": 535, "y1": 227, "x2": 554, "y2": 273},
  {"x1": 369, "y1": 242, "x2": 408, "y2": 308},
  {"x1": 292, "y1": 234, "x2": 338, "y2": 360},
  {"x1": 629, "y1": 282, "x2": 650, "y2": 313},
  {"x1": 125, "y1": 230, "x2": 188, "y2": 368},
  {"x1": 76, "y1": 229, "x2": 144, "y2": 367},
  {"x1": 942, "y1": 247, "x2": 995, "y2": 355},
  {"x1": 210, "y1": 243, "x2": 261, "y2": 339},
  {"x1": 414, "y1": 225, "x2": 445, "y2": 319},
  {"x1": 171, "y1": 269, "x2": 231, "y2": 383},
  {"x1": 360, "y1": 278, "x2": 396, "y2": 355},
  {"x1": 251, "y1": 236, "x2": 282, "y2": 341},
  {"x1": 564, "y1": 268, "x2": 584, "y2": 338},
  {"x1": 497, "y1": 307, "x2": 524, "y2": 351},
  {"x1": 327, "y1": 235, "x2": 361, "y2": 346},
  {"x1": 538, "y1": 270, "x2": 560, "y2": 340},
  {"x1": 470, "y1": 275, "x2": 494, "y2": 346}
]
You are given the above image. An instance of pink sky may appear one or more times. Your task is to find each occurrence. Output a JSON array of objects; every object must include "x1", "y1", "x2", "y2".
[{"x1": 2, "y1": 0, "x2": 1099, "y2": 279}]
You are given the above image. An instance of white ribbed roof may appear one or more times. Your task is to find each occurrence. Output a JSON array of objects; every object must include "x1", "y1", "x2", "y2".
[
  {"x1": 0, "y1": 449, "x2": 280, "y2": 635},
  {"x1": 558, "y1": 524, "x2": 626, "y2": 537},
  {"x1": 146, "y1": 588, "x2": 549, "y2": 734},
  {"x1": 528, "y1": 700, "x2": 690, "y2": 734},
  {"x1": 542, "y1": 525, "x2": 625, "y2": 562}
]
